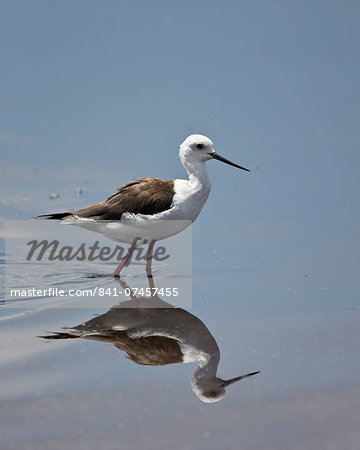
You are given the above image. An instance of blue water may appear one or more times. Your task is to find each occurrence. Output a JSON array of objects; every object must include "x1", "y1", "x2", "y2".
[
  {"x1": 1, "y1": 155, "x2": 359, "y2": 450},
  {"x1": 1, "y1": 1, "x2": 360, "y2": 449}
]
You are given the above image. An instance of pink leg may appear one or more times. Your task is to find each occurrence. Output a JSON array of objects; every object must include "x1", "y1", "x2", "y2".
[
  {"x1": 146, "y1": 240, "x2": 155, "y2": 277},
  {"x1": 113, "y1": 241, "x2": 137, "y2": 277},
  {"x1": 115, "y1": 278, "x2": 140, "y2": 306},
  {"x1": 147, "y1": 272, "x2": 155, "y2": 292}
]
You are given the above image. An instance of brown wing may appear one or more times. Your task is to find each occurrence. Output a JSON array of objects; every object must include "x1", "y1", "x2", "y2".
[
  {"x1": 40, "y1": 329, "x2": 184, "y2": 366},
  {"x1": 70, "y1": 177, "x2": 175, "y2": 220},
  {"x1": 115, "y1": 334, "x2": 184, "y2": 366},
  {"x1": 85, "y1": 331, "x2": 184, "y2": 366}
]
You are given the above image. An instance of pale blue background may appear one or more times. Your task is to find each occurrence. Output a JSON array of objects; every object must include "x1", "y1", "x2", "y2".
[{"x1": 1, "y1": 1, "x2": 360, "y2": 449}]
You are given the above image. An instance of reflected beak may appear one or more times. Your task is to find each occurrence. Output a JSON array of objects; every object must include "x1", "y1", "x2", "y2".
[
  {"x1": 221, "y1": 371, "x2": 260, "y2": 387},
  {"x1": 210, "y1": 152, "x2": 250, "y2": 172}
]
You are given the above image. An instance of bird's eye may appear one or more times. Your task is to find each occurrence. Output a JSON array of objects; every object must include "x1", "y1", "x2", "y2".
[{"x1": 196, "y1": 144, "x2": 204, "y2": 149}]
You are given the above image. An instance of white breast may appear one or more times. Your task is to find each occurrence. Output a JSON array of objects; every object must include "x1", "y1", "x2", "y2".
[{"x1": 168, "y1": 178, "x2": 211, "y2": 222}]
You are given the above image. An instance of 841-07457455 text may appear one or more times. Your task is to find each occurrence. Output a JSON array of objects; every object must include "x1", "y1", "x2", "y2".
[{"x1": 9, "y1": 286, "x2": 179, "y2": 298}]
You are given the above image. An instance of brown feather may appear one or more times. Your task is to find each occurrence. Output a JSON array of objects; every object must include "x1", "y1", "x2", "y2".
[
  {"x1": 69, "y1": 177, "x2": 175, "y2": 220},
  {"x1": 86, "y1": 331, "x2": 184, "y2": 366}
]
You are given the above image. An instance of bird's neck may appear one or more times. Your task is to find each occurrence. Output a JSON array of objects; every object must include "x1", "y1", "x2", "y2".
[
  {"x1": 181, "y1": 158, "x2": 211, "y2": 191},
  {"x1": 192, "y1": 352, "x2": 220, "y2": 382}
]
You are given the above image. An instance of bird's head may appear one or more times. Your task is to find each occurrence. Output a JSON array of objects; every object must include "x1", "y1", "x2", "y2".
[
  {"x1": 179, "y1": 134, "x2": 250, "y2": 171},
  {"x1": 191, "y1": 371, "x2": 260, "y2": 403}
]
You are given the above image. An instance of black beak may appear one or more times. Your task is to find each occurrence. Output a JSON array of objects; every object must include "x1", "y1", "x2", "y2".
[
  {"x1": 210, "y1": 152, "x2": 250, "y2": 172},
  {"x1": 221, "y1": 371, "x2": 260, "y2": 387}
]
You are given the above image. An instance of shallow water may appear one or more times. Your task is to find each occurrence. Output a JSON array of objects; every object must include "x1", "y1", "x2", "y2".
[
  {"x1": 2, "y1": 1, "x2": 360, "y2": 443},
  {"x1": 1, "y1": 163, "x2": 360, "y2": 448}
]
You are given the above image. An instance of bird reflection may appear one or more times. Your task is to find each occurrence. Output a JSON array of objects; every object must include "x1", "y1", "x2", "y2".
[{"x1": 40, "y1": 276, "x2": 259, "y2": 403}]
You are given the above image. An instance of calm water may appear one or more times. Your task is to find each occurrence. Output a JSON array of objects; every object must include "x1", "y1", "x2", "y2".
[
  {"x1": 1, "y1": 160, "x2": 359, "y2": 450},
  {"x1": 1, "y1": 2, "x2": 360, "y2": 447}
]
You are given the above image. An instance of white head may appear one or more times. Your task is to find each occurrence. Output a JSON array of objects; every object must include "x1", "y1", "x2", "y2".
[
  {"x1": 179, "y1": 134, "x2": 250, "y2": 171},
  {"x1": 191, "y1": 376, "x2": 227, "y2": 403},
  {"x1": 179, "y1": 134, "x2": 215, "y2": 164}
]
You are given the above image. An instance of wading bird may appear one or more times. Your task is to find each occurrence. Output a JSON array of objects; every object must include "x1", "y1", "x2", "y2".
[{"x1": 36, "y1": 135, "x2": 249, "y2": 276}]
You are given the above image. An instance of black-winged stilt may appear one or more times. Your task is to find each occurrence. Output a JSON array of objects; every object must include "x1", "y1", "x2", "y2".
[{"x1": 36, "y1": 134, "x2": 249, "y2": 276}]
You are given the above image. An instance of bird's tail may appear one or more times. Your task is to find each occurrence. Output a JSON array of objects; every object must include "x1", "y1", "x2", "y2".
[
  {"x1": 38, "y1": 331, "x2": 78, "y2": 339},
  {"x1": 34, "y1": 212, "x2": 71, "y2": 220}
]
